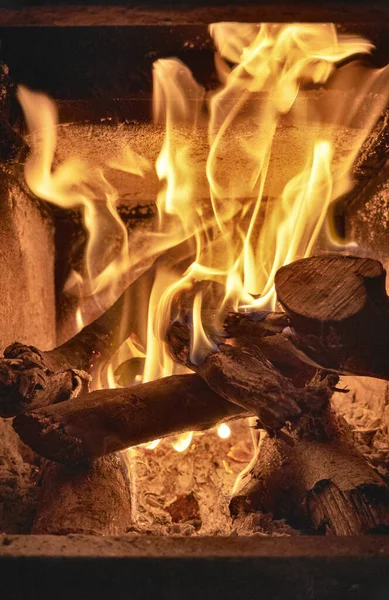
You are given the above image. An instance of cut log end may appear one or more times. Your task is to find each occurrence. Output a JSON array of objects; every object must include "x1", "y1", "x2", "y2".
[
  {"x1": 275, "y1": 254, "x2": 389, "y2": 380},
  {"x1": 275, "y1": 254, "x2": 386, "y2": 328}
]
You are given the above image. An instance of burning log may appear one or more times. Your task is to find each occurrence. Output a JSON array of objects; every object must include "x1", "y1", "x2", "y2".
[
  {"x1": 167, "y1": 321, "x2": 330, "y2": 431},
  {"x1": 167, "y1": 313, "x2": 389, "y2": 535},
  {"x1": 223, "y1": 311, "x2": 316, "y2": 386},
  {"x1": 4, "y1": 253, "x2": 387, "y2": 419},
  {"x1": 0, "y1": 243, "x2": 192, "y2": 418},
  {"x1": 32, "y1": 454, "x2": 132, "y2": 535},
  {"x1": 13, "y1": 374, "x2": 247, "y2": 463},
  {"x1": 274, "y1": 254, "x2": 389, "y2": 380},
  {"x1": 230, "y1": 383, "x2": 389, "y2": 535},
  {"x1": 219, "y1": 255, "x2": 389, "y2": 382}
]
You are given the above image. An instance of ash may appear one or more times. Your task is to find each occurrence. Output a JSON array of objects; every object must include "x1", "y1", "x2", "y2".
[
  {"x1": 124, "y1": 419, "x2": 299, "y2": 537},
  {"x1": 125, "y1": 419, "x2": 254, "y2": 536}
]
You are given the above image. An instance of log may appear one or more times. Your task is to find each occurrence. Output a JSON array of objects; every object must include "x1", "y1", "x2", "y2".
[
  {"x1": 0, "y1": 343, "x2": 91, "y2": 417},
  {"x1": 0, "y1": 242, "x2": 193, "y2": 417},
  {"x1": 230, "y1": 392, "x2": 389, "y2": 535},
  {"x1": 32, "y1": 454, "x2": 133, "y2": 535},
  {"x1": 274, "y1": 254, "x2": 389, "y2": 380},
  {"x1": 5, "y1": 252, "x2": 385, "y2": 418},
  {"x1": 13, "y1": 374, "x2": 247, "y2": 463},
  {"x1": 223, "y1": 310, "x2": 316, "y2": 386},
  {"x1": 166, "y1": 321, "x2": 331, "y2": 431}
]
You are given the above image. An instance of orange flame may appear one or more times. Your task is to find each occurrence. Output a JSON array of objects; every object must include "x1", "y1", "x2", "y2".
[{"x1": 18, "y1": 23, "x2": 389, "y2": 454}]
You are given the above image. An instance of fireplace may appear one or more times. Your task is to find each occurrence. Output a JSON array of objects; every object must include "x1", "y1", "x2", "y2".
[{"x1": 0, "y1": 2, "x2": 389, "y2": 599}]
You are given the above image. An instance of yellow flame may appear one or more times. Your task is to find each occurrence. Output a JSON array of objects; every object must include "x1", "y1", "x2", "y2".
[
  {"x1": 18, "y1": 23, "x2": 389, "y2": 456},
  {"x1": 75, "y1": 307, "x2": 84, "y2": 332},
  {"x1": 171, "y1": 431, "x2": 193, "y2": 452},
  {"x1": 190, "y1": 291, "x2": 217, "y2": 365},
  {"x1": 145, "y1": 439, "x2": 161, "y2": 450},
  {"x1": 17, "y1": 86, "x2": 133, "y2": 311},
  {"x1": 107, "y1": 147, "x2": 151, "y2": 177}
]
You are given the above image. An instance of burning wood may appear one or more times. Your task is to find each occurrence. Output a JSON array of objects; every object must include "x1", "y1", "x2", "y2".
[
  {"x1": 8, "y1": 255, "x2": 389, "y2": 455},
  {"x1": 167, "y1": 321, "x2": 329, "y2": 431},
  {"x1": 2, "y1": 21, "x2": 389, "y2": 539},
  {"x1": 0, "y1": 244, "x2": 191, "y2": 418},
  {"x1": 5, "y1": 254, "x2": 387, "y2": 420}
]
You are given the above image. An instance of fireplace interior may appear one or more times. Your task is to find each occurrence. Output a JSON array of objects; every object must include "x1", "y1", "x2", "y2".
[{"x1": 1, "y1": 2, "x2": 389, "y2": 599}]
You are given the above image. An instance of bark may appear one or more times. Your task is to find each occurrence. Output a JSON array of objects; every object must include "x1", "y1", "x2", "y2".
[
  {"x1": 223, "y1": 310, "x2": 316, "y2": 386},
  {"x1": 230, "y1": 396, "x2": 389, "y2": 535},
  {"x1": 274, "y1": 254, "x2": 389, "y2": 380},
  {"x1": 167, "y1": 321, "x2": 330, "y2": 431},
  {"x1": 32, "y1": 454, "x2": 132, "y2": 535},
  {"x1": 13, "y1": 374, "x2": 247, "y2": 463},
  {"x1": 0, "y1": 343, "x2": 90, "y2": 417}
]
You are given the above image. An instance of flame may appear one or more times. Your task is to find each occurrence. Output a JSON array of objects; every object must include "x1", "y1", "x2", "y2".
[
  {"x1": 190, "y1": 291, "x2": 217, "y2": 365},
  {"x1": 17, "y1": 86, "x2": 132, "y2": 309},
  {"x1": 217, "y1": 423, "x2": 231, "y2": 439},
  {"x1": 171, "y1": 431, "x2": 194, "y2": 453},
  {"x1": 18, "y1": 23, "x2": 389, "y2": 456}
]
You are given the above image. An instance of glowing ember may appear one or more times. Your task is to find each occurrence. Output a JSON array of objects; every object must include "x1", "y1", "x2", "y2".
[
  {"x1": 17, "y1": 22, "x2": 389, "y2": 456},
  {"x1": 218, "y1": 424, "x2": 231, "y2": 439}
]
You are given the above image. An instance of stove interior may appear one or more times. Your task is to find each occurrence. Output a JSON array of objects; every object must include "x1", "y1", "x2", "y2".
[{"x1": 0, "y1": 7, "x2": 389, "y2": 541}]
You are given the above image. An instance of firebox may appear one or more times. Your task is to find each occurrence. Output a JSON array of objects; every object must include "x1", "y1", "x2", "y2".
[{"x1": 0, "y1": 2, "x2": 389, "y2": 599}]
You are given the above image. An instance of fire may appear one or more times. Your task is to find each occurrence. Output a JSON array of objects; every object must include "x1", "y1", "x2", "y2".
[
  {"x1": 18, "y1": 23, "x2": 389, "y2": 453},
  {"x1": 218, "y1": 424, "x2": 231, "y2": 439}
]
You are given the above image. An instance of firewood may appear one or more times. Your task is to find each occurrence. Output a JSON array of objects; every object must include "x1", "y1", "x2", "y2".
[
  {"x1": 5, "y1": 252, "x2": 385, "y2": 418},
  {"x1": 13, "y1": 374, "x2": 247, "y2": 463},
  {"x1": 230, "y1": 383, "x2": 389, "y2": 535},
  {"x1": 32, "y1": 454, "x2": 132, "y2": 535},
  {"x1": 274, "y1": 254, "x2": 389, "y2": 380},
  {"x1": 0, "y1": 242, "x2": 192, "y2": 417},
  {"x1": 223, "y1": 310, "x2": 316, "y2": 386},
  {"x1": 166, "y1": 321, "x2": 330, "y2": 431}
]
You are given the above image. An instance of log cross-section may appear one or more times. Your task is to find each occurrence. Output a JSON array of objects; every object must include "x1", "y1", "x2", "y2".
[{"x1": 274, "y1": 254, "x2": 389, "y2": 380}]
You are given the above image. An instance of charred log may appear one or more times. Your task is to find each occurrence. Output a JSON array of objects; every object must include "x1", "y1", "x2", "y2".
[
  {"x1": 0, "y1": 243, "x2": 193, "y2": 417},
  {"x1": 230, "y1": 392, "x2": 389, "y2": 535},
  {"x1": 167, "y1": 321, "x2": 330, "y2": 431},
  {"x1": 223, "y1": 310, "x2": 316, "y2": 386},
  {"x1": 32, "y1": 454, "x2": 132, "y2": 535},
  {"x1": 13, "y1": 374, "x2": 247, "y2": 463}
]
